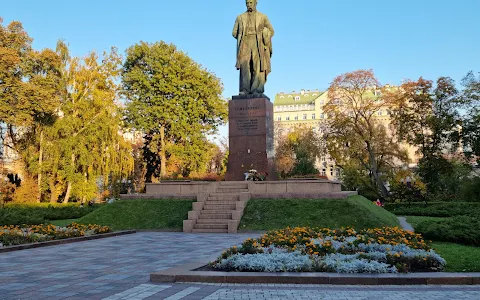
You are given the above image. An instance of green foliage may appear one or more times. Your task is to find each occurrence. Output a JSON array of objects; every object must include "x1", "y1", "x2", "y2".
[
  {"x1": 459, "y1": 71, "x2": 480, "y2": 158},
  {"x1": 239, "y1": 196, "x2": 399, "y2": 231},
  {"x1": 416, "y1": 216, "x2": 480, "y2": 246},
  {"x1": 0, "y1": 19, "x2": 61, "y2": 128},
  {"x1": 76, "y1": 200, "x2": 194, "y2": 230},
  {"x1": 122, "y1": 41, "x2": 227, "y2": 180},
  {"x1": 458, "y1": 176, "x2": 480, "y2": 202},
  {"x1": 275, "y1": 126, "x2": 322, "y2": 178},
  {"x1": 388, "y1": 182, "x2": 426, "y2": 204},
  {"x1": 0, "y1": 204, "x2": 97, "y2": 225},
  {"x1": 384, "y1": 202, "x2": 480, "y2": 217},
  {"x1": 340, "y1": 163, "x2": 380, "y2": 200},
  {"x1": 405, "y1": 216, "x2": 447, "y2": 229}
]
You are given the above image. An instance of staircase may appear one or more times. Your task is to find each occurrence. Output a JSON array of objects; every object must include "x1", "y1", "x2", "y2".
[{"x1": 183, "y1": 182, "x2": 251, "y2": 233}]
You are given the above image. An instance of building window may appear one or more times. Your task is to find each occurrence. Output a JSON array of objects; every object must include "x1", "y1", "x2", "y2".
[
  {"x1": 303, "y1": 114, "x2": 307, "y2": 120},
  {"x1": 295, "y1": 96, "x2": 300, "y2": 101},
  {"x1": 336, "y1": 168, "x2": 341, "y2": 178},
  {"x1": 294, "y1": 115, "x2": 299, "y2": 120},
  {"x1": 330, "y1": 168, "x2": 334, "y2": 176},
  {"x1": 277, "y1": 116, "x2": 281, "y2": 121},
  {"x1": 320, "y1": 114, "x2": 325, "y2": 119},
  {"x1": 319, "y1": 100, "x2": 324, "y2": 105},
  {"x1": 321, "y1": 169, "x2": 326, "y2": 176},
  {"x1": 286, "y1": 116, "x2": 290, "y2": 121},
  {"x1": 378, "y1": 111, "x2": 383, "y2": 116},
  {"x1": 312, "y1": 113, "x2": 316, "y2": 119}
]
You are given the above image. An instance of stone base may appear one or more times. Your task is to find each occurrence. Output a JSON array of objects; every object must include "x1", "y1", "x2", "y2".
[
  {"x1": 232, "y1": 93, "x2": 270, "y2": 100},
  {"x1": 225, "y1": 96, "x2": 276, "y2": 181}
]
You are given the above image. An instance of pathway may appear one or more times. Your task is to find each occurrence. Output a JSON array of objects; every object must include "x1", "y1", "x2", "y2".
[
  {"x1": 0, "y1": 232, "x2": 479, "y2": 300},
  {"x1": 398, "y1": 216, "x2": 415, "y2": 232}
]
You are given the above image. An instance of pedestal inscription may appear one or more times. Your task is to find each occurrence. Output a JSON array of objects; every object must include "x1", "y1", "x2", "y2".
[{"x1": 225, "y1": 97, "x2": 276, "y2": 181}]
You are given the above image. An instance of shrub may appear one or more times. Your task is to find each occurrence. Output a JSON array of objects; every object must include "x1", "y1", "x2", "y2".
[
  {"x1": 0, "y1": 204, "x2": 98, "y2": 225},
  {"x1": 384, "y1": 202, "x2": 480, "y2": 217},
  {"x1": 416, "y1": 216, "x2": 480, "y2": 246}
]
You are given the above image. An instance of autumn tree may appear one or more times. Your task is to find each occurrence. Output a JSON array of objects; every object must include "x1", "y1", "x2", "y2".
[
  {"x1": 0, "y1": 18, "x2": 62, "y2": 202},
  {"x1": 275, "y1": 125, "x2": 323, "y2": 178},
  {"x1": 384, "y1": 77, "x2": 459, "y2": 196},
  {"x1": 324, "y1": 70, "x2": 407, "y2": 199},
  {"x1": 122, "y1": 41, "x2": 227, "y2": 181}
]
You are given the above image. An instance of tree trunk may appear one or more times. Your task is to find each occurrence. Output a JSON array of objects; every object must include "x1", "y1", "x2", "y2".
[
  {"x1": 63, "y1": 153, "x2": 75, "y2": 203},
  {"x1": 64, "y1": 181, "x2": 72, "y2": 203},
  {"x1": 49, "y1": 177, "x2": 57, "y2": 203},
  {"x1": 367, "y1": 143, "x2": 389, "y2": 199},
  {"x1": 37, "y1": 130, "x2": 43, "y2": 203},
  {"x1": 160, "y1": 125, "x2": 166, "y2": 178}
]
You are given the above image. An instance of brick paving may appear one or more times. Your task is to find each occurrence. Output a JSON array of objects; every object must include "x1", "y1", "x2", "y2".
[{"x1": 0, "y1": 232, "x2": 479, "y2": 299}]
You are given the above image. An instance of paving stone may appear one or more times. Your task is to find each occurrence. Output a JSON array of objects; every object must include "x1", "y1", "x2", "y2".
[{"x1": 1, "y1": 232, "x2": 480, "y2": 299}]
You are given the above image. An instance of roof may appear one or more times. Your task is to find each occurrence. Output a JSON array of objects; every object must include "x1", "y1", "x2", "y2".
[{"x1": 274, "y1": 90, "x2": 324, "y2": 106}]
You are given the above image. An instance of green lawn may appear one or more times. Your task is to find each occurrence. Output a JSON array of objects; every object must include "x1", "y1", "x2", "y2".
[
  {"x1": 71, "y1": 200, "x2": 194, "y2": 231},
  {"x1": 432, "y1": 242, "x2": 480, "y2": 272},
  {"x1": 239, "y1": 195, "x2": 399, "y2": 231},
  {"x1": 405, "y1": 216, "x2": 448, "y2": 228}
]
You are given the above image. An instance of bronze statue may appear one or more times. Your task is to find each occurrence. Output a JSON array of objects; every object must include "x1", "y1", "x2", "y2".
[{"x1": 232, "y1": 0, "x2": 274, "y2": 96}]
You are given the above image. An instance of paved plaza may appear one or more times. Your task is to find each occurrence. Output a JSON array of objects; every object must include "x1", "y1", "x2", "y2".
[{"x1": 0, "y1": 232, "x2": 479, "y2": 300}]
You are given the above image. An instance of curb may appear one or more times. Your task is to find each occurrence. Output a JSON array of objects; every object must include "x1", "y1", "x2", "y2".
[
  {"x1": 150, "y1": 260, "x2": 480, "y2": 285},
  {"x1": 0, "y1": 230, "x2": 136, "y2": 253}
]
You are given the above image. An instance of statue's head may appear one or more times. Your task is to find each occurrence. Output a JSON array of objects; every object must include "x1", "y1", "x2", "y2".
[{"x1": 246, "y1": 0, "x2": 257, "y2": 12}]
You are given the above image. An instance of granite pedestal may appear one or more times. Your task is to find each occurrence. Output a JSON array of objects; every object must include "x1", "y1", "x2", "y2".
[{"x1": 225, "y1": 96, "x2": 276, "y2": 181}]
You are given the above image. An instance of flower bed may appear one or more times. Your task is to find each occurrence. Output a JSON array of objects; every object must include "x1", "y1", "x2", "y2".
[
  {"x1": 0, "y1": 223, "x2": 111, "y2": 247},
  {"x1": 211, "y1": 227, "x2": 446, "y2": 273}
]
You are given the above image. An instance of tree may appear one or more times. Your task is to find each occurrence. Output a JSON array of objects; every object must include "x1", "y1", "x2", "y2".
[
  {"x1": 17, "y1": 42, "x2": 134, "y2": 203},
  {"x1": 385, "y1": 77, "x2": 458, "y2": 158},
  {"x1": 459, "y1": 71, "x2": 480, "y2": 159},
  {"x1": 384, "y1": 77, "x2": 459, "y2": 195},
  {"x1": 0, "y1": 19, "x2": 62, "y2": 202},
  {"x1": 324, "y1": 70, "x2": 407, "y2": 199},
  {"x1": 122, "y1": 41, "x2": 227, "y2": 180},
  {"x1": 275, "y1": 125, "x2": 323, "y2": 178}
]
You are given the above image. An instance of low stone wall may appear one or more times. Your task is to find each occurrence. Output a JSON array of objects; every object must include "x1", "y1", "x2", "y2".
[{"x1": 119, "y1": 180, "x2": 352, "y2": 200}]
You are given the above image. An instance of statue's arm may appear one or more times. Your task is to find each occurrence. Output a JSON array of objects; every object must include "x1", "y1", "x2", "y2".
[
  {"x1": 232, "y1": 16, "x2": 240, "y2": 39},
  {"x1": 264, "y1": 16, "x2": 274, "y2": 37}
]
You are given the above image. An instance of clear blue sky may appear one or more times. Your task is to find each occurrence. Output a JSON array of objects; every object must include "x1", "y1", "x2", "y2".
[{"x1": 3, "y1": 0, "x2": 479, "y2": 137}]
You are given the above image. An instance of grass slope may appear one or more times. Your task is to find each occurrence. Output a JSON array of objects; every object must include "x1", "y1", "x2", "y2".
[
  {"x1": 73, "y1": 200, "x2": 193, "y2": 231},
  {"x1": 239, "y1": 195, "x2": 399, "y2": 231}
]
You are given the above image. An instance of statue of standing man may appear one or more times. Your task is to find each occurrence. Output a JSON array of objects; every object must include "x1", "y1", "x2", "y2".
[{"x1": 233, "y1": 0, "x2": 274, "y2": 96}]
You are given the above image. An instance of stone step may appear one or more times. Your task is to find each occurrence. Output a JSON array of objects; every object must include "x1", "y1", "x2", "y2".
[
  {"x1": 192, "y1": 228, "x2": 228, "y2": 233},
  {"x1": 204, "y1": 200, "x2": 239, "y2": 205},
  {"x1": 199, "y1": 213, "x2": 232, "y2": 219},
  {"x1": 207, "y1": 195, "x2": 240, "y2": 201},
  {"x1": 194, "y1": 223, "x2": 228, "y2": 230},
  {"x1": 203, "y1": 204, "x2": 236, "y2": 210},
  {"x1": 201, "y1": 210, "x2": 234, "y2": 214},
  {"x1": 197, "y1": 219, "x2": 230, "y2": 224}
]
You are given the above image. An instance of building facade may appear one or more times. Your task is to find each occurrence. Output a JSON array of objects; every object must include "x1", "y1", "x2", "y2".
[{"x1": 273, "y1": 89, "x2": 418, "y2": 180}]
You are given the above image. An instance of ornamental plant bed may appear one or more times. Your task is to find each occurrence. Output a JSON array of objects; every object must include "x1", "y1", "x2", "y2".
[
  {"x1": 0, "y1": 223, "x2": 111, "y2": 247},
  {"x1": 209, "y1": 227, "x2": 446, "y2": 274}
]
